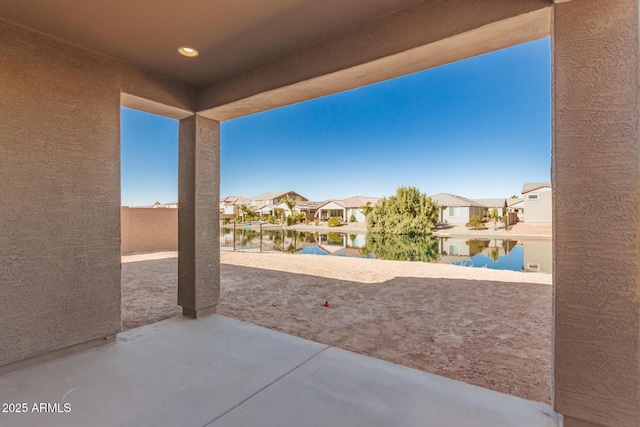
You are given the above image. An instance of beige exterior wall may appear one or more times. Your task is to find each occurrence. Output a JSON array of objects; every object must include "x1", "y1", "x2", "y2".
[
  {"x1": 178, "y1": 115, "x2": 220, "y2": 318},
  {"x1": 4, "y1": 2, "x2": 640, "y2": 425},
  {"x1": 523, "y1": 240, "x2": 552, "y2": 274},
  {"x1": 0, "y1": 18, "x2": 195, "y2": 369},
  {"x1": 440, "y1": 206, "x2": 484, "y2": 224},
  {"x1": 523, "y1": 189, "x2": 552, "y2": 223},
  {"x1": 121, "y1": 207, "x2": 178, "y2": 254},
  {"x1": 553, "y1": 1, "x2": 640, "y2": 425}
]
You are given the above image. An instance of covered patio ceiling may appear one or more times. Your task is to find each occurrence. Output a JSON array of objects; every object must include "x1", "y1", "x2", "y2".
[
  {"x1": 0, "y1": 0, "x2": 422, "y2": 86},
  {"x1": 0, "y1": 1, "x2": 552, "y2": 121}
]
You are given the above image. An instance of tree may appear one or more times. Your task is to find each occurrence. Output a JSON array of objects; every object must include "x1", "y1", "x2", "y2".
[
  {"x1": 487, "y1": 208, "x2": 499, "y2": 230},
  {"x1": 364, "y1": 233, "x2": 439, "y2": 262},
  {"x1": 359, "y1": 201, "x2": 373, "y2": 218},
  {"x1": 239, "y1": 204, "x2": 258, "y2": 222},
  {"x1": 510, "y1": 195, "x2": 519, "y2": 199},
  {"x1": 366, "y1": 186, "x2": 439, "y2": 235},
  {"x1": 466, "y1": 239, "x2": 489, "y2": 256},
  {"x1": 489, "y1": 240, "x2": 500, "y2": 262},
  {"x1": 274, "y1": 208, "x2": 285, "y2": 223},
  {"x1": 283, "y1": 195, "x2": 297, "y2": 218}
]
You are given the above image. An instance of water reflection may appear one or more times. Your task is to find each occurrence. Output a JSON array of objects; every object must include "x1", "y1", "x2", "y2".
[{"x1": 219, "y1": 228, "x2": 551, "y2": 273}]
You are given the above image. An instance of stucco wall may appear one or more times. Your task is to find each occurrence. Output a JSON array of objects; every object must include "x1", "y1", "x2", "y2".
[
  {"x1": 121, "y1": 207, "x2": 178, "y2": 254},
  {"x1": 441, "y1": 206, "x2": 468, "y2": 224},
  {"x1": 178, "y1": 115, "x2": 220, "y2": 317},
  {"x1": 553, "y1": 1, "x2": 640, "y2": 425},
  {"x1": 0, "y1": 19, "x2": 195, "y2": 368},
  {"x1": 441, "y1": 206, "x2": 484, "y2": 224},
  {"x1": 523, "y1": 190, "x2": 552, "y2": 223}
]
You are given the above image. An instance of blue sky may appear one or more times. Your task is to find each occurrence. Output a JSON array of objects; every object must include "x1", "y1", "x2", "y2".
[{"x1": 121, "y1": 38, "x2": 550, "y2": 206}]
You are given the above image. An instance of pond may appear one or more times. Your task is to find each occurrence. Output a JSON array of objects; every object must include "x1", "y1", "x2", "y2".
[{"x1": 220, "y1": 228, "x2": 551, "y2": 274}]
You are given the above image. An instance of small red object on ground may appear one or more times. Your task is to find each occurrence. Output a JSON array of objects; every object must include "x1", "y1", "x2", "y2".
[{"x1": 323, "y1": 301, "x2": 330, "y2": 307}]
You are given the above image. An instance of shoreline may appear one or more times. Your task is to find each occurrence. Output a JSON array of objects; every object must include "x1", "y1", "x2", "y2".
[{"x1": 231, "y1": 221, "x2": 552, "y2": 239}]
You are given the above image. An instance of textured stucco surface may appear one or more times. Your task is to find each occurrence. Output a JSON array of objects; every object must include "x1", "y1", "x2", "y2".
[
  {"x1": 121, "y1": 207, "x2": 178, "y2": 254},
  {"x1": 198, "y1": 0, "x2": 551, "y2": 120},
  {"x1": 178, "y1": 115, "x2": 220, "y2": 316},
  {"x1": 553, "y1": 1, "x2": 640, "y2": 426},
  {"x1": 0, "y1": 19, "x2": 195, "y2": 368}
]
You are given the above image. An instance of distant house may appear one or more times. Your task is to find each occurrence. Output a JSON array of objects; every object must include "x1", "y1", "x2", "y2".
[
  {"x1": 507, "y1": 198, "x2": 524, "y2": 221},
  {"x1": 274, "y1": 200, "x2": 323, "y2": 221},
  {"x1": 314, "y1": 196, "x2": 380, "y2": 222},
  {"x1": 315, "y1": 200, "x2": 347, "y2": 221},
  {"x1": 151, "y1": 201, "x2": 178, "y2": 208},
  {"x1": 219, "y1": 196, "x2": 247, "y2": 218},
  {"x1": 341, "y1": 196, "x2": 380, "y2": 222},
  {"x1": 253, "y1": 204, "x2": 279, "y2": 217},
  {"x1": 296, "y1": 201, "x2": 323, "y2": 221},
  {"x1": 472, "y1": 198, "x2": 508, "y2": 217},
  {"x1": 430, "y1": 193, "x2": 485, "y2": 224},
  {"x1": 522, "y1": 182, "x2": 552, "y2": 223},
  {"x1": 249, "y1": 191, "x2": 307, "y2": 207}
]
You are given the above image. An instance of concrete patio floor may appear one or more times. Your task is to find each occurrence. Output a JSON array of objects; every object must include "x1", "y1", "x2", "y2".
[{"x1": 0, "y1": 315, "x2": 560, "y2": 427}]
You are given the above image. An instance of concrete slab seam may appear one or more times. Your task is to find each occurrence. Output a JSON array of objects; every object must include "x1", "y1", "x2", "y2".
[{"x1": 204, "y1": 345, "x2": 330, "y2": 427}]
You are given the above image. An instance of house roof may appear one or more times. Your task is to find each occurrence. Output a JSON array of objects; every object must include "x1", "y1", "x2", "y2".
[
  {"x1": 297, "y1": 201, "x2": 324, "y2": 210},
  {"x1": 522, "y1": 182, "x2": 551, "y2": 194},
  {"x1": 151, "y1": 201, "x2": 178, "y2": 208},
  {"x1": 253, "y1": 204, "x2": 279, "y2": 212},
  {"x1": 250, "y1": 191, "x2": 307, "y2": 202},
  {"x1": 250, "y1": 191, "x2": 289, "y2": 201},
  {"x1": 430, "y1": 193, "x2": 484, "y2": 208},
  {"x1": 315, "y1": 200, "x2": 346, "y2": 210},
  {"x1": 341, "y1": 196, "x2": 380, "y2": 209},
  {"x1": 472, "y1": 198, "x2": 507, "y2": 208},
  {"x1": 507, "y1": 198, "x2": 524, "y2": 207},
  {"x1": 220, "y1": 196, "x2": 248, "y2": 205}
]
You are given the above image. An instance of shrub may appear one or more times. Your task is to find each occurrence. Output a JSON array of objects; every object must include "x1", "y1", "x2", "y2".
[
  {"x1": 286, "y1": 216, "x2": 294, "y2": 226},
  {"x1": 466, "y1": 215, "x2": 486, "y2": 230},
  {"x1": 313, "y1": 218, "x2": 319, "y2": 226},
  {"x1": 293, "y1": 212, "x2": 306, "y2": 224},
  {"x1": 327, "y1": 232, "x2": 342, "y2": 244},
  {"x1": 267, "y1": 215, "x2": 277, "y2": 224},
  {"x1": 235, "y1": 215, "x2": 242, "y2": 223},
  {"x1": 349, "y1": 214, "x2": 357, "y2": 222},
  {"x1": 466, "y1": 239, "x2": 489, "y2": 256},
  {"x1": 367, "y1": 186, "x2": 438, "y2": 235},
  {"x1": 222, "y1": 217, "x2": 230, "y2": 225},
  {"x1": 327, "y1": 217, "x2": 342, "y2": 227}
]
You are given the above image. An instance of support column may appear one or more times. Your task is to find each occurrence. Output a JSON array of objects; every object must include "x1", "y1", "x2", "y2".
[
  {"x1": 553, "y1": 1, "x2": 640, "y2": 426},
  {"x1": 178, "y1": 115, "x2": 220, "y2": 318}
]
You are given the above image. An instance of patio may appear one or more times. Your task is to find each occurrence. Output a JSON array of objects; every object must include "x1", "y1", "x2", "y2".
[
  {"x1": 2, "y1": 1, "x2": 640, "y2": 426},
  {"x1": 0, "y1": 315, "x2": 559, "y2": 427}
]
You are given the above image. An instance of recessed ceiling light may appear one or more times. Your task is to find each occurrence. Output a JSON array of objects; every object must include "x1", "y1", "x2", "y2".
[{"x1": 178, "y1": 46, "x2": 199, "y2": 57}]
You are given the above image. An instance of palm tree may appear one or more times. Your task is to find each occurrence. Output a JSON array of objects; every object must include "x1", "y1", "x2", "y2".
[
  {"x1": 489, "y1": 239, "x2": 500, "y2": 262},
  {"x1": 283, "y1": 195, "x2": 297, "y2": 222},
  {"x1": 487, "y1": 208, "x2": 499, "y2": 230},
  {"x1": 239, "y1": 204, "x2": 257, "y2": 222},
  {"x1": 359, "y1": 201, "x2": 373, "y2": 217}
]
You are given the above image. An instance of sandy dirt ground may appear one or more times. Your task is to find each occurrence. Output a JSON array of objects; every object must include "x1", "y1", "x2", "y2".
[{"x1": 121, "y1": 251, "x2": 552, "y2": 404}]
